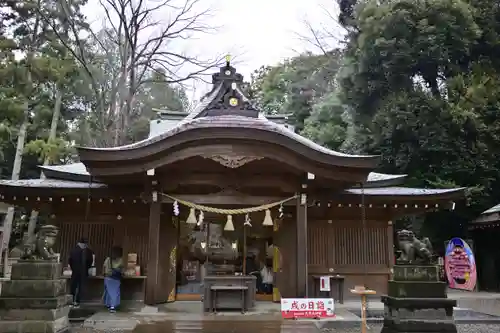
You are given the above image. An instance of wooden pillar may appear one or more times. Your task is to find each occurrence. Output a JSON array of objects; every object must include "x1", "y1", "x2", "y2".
[
  {"x1": 145, "y1": 198, "x2": 161, "y2": 305},
  {"x1": 387, "y1": 220, "x2": 394, "y2": 276},
  {"x1": 296, "y1": 192, "x2": 308, "y2": 297},
  {"x1": 274, "y1": 215, "x2": 297, "y2": 300}
]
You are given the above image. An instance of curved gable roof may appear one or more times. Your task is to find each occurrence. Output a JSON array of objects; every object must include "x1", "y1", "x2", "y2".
[{"x1": 76, "y1": 61, "x2": 381, "y2": 174}]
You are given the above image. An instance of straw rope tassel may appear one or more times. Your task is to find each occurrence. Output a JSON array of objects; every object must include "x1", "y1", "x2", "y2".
[
  {"x1": 262, "y1": 209, "x2": 274, "y2": 226},
  {"x1": 224, "y1": 215, "x2": 235, "y2": 231},
  {"x1": 186, "y1": 208, "x2": 197, "y2": 224}
]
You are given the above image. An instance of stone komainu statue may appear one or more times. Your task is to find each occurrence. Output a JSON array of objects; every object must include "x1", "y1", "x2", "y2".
[
  {"x1": 396, "y1": 229, "x2": 434, "y2": 264},
  {"x1": 20, "y1": 225, "x2": 59, "y2": 261}
]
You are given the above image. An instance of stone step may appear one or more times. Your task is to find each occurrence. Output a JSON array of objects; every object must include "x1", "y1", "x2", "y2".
[
  {"x1": 457, "y1": 298, "x2": 500, "y2": 317},
  {"x1": 0, "y1": 316, "x2": 69, "y2": 333}
]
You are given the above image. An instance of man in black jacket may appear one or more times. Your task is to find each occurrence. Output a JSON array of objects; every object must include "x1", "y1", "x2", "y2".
[{"x1": 68, "y1": 237, "x2": 94, "y2": 307}]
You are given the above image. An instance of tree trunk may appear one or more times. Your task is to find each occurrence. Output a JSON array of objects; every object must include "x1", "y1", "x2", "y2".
[
  {"x1": 1, "y1": 108, "x2": 29, "y2": 275},
  {"x1": 26, "y1": 87, "x2": 63, "y2": 239},
  {"x1": 115, "y1": 61, "x2": 129, "y2": 146}
]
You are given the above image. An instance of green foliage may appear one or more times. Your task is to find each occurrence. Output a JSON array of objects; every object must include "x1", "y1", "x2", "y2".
[
  {"x1": 340, "y1": 0, "x2": 481, "y2": 121},
  {"x1": 250, "y1": 51, "x2": 342, "y2": 130},
  {"x1": 333, "y1": 0, "x2": 500, "y2": 242},
  {"x1": 0, "y1": 0, "x2": 78, "y2": 177},
  {"x1": 24, "y1": 138, "x2": 75, "y2": 164},
  {"x1": 301, "y1": 92, "x2": 348, "y2": 150},
  {"x1": 250, "y1": 0, "x2": 500, "y2": 246}
]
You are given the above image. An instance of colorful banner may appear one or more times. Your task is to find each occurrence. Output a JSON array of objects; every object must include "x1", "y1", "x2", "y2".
[
  {"x1": 445, "y1": 238, "x2": 477, "y2": 291},
  {"x1": 281, "y1": 298, "x2": 335, "y2": 319}
]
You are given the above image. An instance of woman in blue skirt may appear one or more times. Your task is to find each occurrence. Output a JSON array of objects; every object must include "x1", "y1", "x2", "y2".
[{"x1": 103, "y1": 246, "x2": 123, "y2": 313}]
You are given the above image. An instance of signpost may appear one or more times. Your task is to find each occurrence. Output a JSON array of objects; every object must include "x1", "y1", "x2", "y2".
[
  {"x1": 351, "y1": 287, "x2": 377, "y2": 333},
  {"x1": 445, "y1": 238, "x2": 477, "y2": 291},
  {"x1": 280, "y1": 298, "x2": 335, "y2": 319}
]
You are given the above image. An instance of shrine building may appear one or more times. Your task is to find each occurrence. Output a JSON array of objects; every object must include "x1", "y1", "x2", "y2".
[{"x1": 0, "y1": 60, "x2": 465, "y2": 305}]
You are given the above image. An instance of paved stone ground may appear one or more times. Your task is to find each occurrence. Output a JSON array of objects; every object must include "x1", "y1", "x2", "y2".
[
  {"x1": 70, "y1": 290, "x2": 500, "y2": 333},
  {"x1": 322, "y1": 324, "x2": 500, "y2": 333},
  {"x1": 70, "y1": 322, "x2": 500, "y2": 333}
]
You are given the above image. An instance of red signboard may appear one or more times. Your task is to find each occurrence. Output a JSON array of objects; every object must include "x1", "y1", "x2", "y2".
[{"x1": 281, "y1": 298, "x2": 335, "y2": 319}]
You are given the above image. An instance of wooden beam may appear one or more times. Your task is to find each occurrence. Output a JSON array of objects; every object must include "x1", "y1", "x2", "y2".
[
  {"x1": 160, "y1": 173, "x2": 299, "y2": 192},
  {"x1": 296, "y1": 193, "x2": 308, "y2": 297},
  {"x1": 308, "y1": 266, "x2": 391, "y2": 275}
]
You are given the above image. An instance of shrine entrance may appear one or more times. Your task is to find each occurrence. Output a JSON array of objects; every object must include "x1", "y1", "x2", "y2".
[{"x1": 172, "y1": 202, "x2": 288, "y2": 302}]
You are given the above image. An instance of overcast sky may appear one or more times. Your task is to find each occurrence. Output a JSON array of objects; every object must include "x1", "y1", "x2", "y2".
[{"x1": 83, "y1": 0, "x2": 343, "y2": 99}]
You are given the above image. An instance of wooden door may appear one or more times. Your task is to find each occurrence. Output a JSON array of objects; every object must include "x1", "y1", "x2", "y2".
[
  {"x1": 157, "y1": 214, "x2": 178, "y2": 303},
  {"x1": 273, "y1": 217, "x2": 297, "y2": 301}
]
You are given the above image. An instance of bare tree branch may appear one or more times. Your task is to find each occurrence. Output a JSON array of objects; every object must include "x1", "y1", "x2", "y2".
[
  {"x1": 40, "y1": 0, "x2": 227, "y2": 147},
  {"x1": 296, "y1": 5, "x2": 345, "y2": 54}
]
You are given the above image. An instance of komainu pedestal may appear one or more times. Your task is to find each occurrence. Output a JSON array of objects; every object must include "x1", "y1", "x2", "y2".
[
  {"x1": 0, "y1": 261, "x2": 71, "y2": 333},
  {"x1": 381, "y1": 265, "x2": 457, "y2": 333}
]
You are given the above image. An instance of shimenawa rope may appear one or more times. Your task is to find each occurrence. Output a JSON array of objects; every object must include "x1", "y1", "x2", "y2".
[{"x1": 160, "y1": 193, "x2": 297, "y2": 215}]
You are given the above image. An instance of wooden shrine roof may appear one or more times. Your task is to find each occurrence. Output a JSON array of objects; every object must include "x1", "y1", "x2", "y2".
[
  {"x1": 0, "y1": 179, "x2": 105, "y2": 189},
  {"x1": 0, "y1": 177, "x2": 465, "y2": 201},
  {"x1": 470, "y1": 203, "x2": 500, "y2": 229},
  {"x1": 74, "y1": 61, "x2": 381, "y2": 173},
  {"x1": 0, "y1": 162, "x2": 465, "y2": 213},
  {"x1": 37, "y1": 162, "x2": 407, "y2": 188},
  {"x1": 344, "y1": 187, "x2": 465, "y2": 200}
]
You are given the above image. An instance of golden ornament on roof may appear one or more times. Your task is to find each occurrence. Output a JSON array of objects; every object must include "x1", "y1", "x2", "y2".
[{"x1": 229, "y1": 97, "x2": 238, "y2": 106}]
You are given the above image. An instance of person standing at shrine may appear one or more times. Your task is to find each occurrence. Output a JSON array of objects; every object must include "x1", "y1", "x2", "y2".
[
  {"x1": 260, "y1": 259, "x2": 274, "y2": 294},
  {"x1": 103, "y1": 246, "x2": 124, "y2": 313},
  {"x1": 68, "y1": 237, "x2": 94, "y2": 307}
]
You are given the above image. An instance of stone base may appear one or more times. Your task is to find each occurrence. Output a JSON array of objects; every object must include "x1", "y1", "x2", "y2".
[
  {"x1": 1, "y1": 279, "x2": 66, "y2": 298},
  {"x1": 388, "y1": 281, "x2": 447, "y2": 298},
  {"x1": 0, "y1": 295, "x2": 72, "y2": 309},
  {"x1": 0, "y1": 305, "x2": 70, "y2": 320},
  {"x1": 381, "y1": 296, "x2": 457, "y2": 333},
  {"x1": 0, "y1": 316, "x2": 69, "y2": 333},
  {"x1": 10, "y1": 261, "x2": 62, "y2": 280},
  {"x1": 0, "y1": 261, "x2": 70, "y2": 333},
  {"x1": 393, "y1": 265, "x2": 439, "y2": 282},
  {"x1": 381, "y1": 319, "x2": 457, "y2": 333}
]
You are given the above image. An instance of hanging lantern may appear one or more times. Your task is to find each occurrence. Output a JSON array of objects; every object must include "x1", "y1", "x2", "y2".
[
  {"x1": 197, "y1": 211, "x2": 204, "y2": 225},
  {"x1": 224, "y1": 215, "x2": 235, "y2": 231},
  {"x1": 262, "y1": 209, "x2": 274, "y2": 226},
  {"x1": 186, "y1": 208, "x2": 197, "y2": 224}
]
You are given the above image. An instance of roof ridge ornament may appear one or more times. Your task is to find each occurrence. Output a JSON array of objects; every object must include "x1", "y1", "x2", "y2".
[{"x1": 195, "y1": 55, "x2": 259, "y2": 118}]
